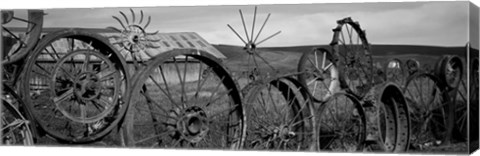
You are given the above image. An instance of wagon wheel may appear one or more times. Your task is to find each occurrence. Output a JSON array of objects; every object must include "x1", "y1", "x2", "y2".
[
  {"x1": 405, "y1": 59, "x2": 420, "y2": 76},
  {"x1": 227, "y1": 6, "x2": 282, "y2": 83},
  {"x1": 1, "y1": 10, "x2": 43, "y2": 65},
  {"x1": 373, "y1": 84, "x2": 410, "y2": 152},
  {"x1": 123, "y1": 49, "x2": 245, "y2": 149},
  {"x1": 2, "y1": 85, "x2": 34, "y2": 145},
  {"x1": 242, "y1": 77, "x2": 316, "y2": 150},
  {"x1": 403, "y1": 73, "x2": 447, "y2": 149},
  {"x1": 22, "y1": 29, "x2": 130, "y2": 143},
  {"x1": 452, "y1": 72, "x2": 468, "y2": 141},
  {"x1": 450, "y1": 57, "x2": 476, "y2": 141},
  {"x1": 330, "y1": 17, "x2": 373, "y2": 99},
  {"x1": 298, "y1": 48, "x2": 340, "y2": 102},
  {"x1": 107, "y1": 9, "x2": 160, "y2": 69},
  {"x1": 316, "y1": 92, "x2": 366, "y2": 152},
  {"x1": 437, "y1": 55, "x2": 463, "y2": 89},
  {"x1": 384, "y1": 58, "x2": 405, "y2": 85},
  {"x1": 2, "y1": 10, "x2": 43, "y2": 86}
]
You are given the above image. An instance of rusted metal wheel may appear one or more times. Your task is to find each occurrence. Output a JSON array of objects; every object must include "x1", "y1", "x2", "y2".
[
  {"x1": 242, "y1": 76, "x2": 316, "y2": 151},
  {"x1": 450, "y1": 56, "x2": 476, "y2": 141},
  {"x1": 298, "y1": 48, "x2": 340, "y2": 102},
  {"x1": 330, "y1": 17, "x2": 373, "y2": 99},
  {"x1": 384, "y1": 58, "x2": 405, "y2": 85},
  {"x1": 403, "y1": 73, "x2": 448, "y2": 149},
  {"x1": 1, "y1": 10, "x2": 43, "y2": 65},
  {"x1": 316, "y1": 92, "x2": 366, "y2": 152},
  {"x1": 405, "y1": 59, "x2": 420, "y2": 76},
  {"x1": 373, "y1": 84, "x2": 410, "y2": 152},
  {"x1": 123, "y1": 49, "x2": 245, "y2": 149},
  {"x1": 1, "y1": 85, "x2": 34, "y2": 145},
  {"x1": 436, "y1": 55, "x2": 463, "y2": 89},
  {"x1": 22, "y1": 29, "x2": 130, "y2": 143}
]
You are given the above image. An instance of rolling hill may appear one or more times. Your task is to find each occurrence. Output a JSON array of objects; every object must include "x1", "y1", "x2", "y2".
[{"x1": 213, "y1": 44, "x2": 476, "y2": 79}]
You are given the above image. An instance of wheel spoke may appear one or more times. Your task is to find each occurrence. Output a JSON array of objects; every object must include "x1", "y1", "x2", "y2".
[{"x1": 53, "y1": 88, "x2": 74, "y2": 103}]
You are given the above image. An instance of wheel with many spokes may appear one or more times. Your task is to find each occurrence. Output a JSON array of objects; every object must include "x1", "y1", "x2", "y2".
[
  {"x1": 22, "y1": 29, "x2": 130, "y2": 143},
  {"x1": 330, "y1": 17, "x2": 373, "y2": 99},
  {"x1": 403, "y1": 73, "x2": 448, "y2": 149},
  {"x1": 2, "y1": 85, "x2": 34, "y2": 146},
  {"x1": 227, "y1": 6, "x2": 282, "y2": 83},
  {"x1": 123, "y1": 49, "x2": 245, "y2": 149},
  {"x1": 242, "y1": 77, "x2": 316, "y2": 151},
  {"x1": 298, "y1": 48, "x2": 340, "y2": 102},
  {"x1": 316, "y1": 92, "x2": 367, "y2": 152},
  {"x1": 1, "y1": 10, "x2": 43, "y2": 64}
]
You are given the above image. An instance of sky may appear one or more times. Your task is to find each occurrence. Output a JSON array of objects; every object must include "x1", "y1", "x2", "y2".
[{"x1": 2, "y1": 0, "x2": 478, "y2": 48}]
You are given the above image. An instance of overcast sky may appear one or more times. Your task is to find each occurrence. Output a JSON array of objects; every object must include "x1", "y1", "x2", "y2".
[{"x1": 4, "y1": 1, "x2": 478, "y2": 48}]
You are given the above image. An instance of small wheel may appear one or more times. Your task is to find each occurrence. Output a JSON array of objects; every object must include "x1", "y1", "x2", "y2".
[
  {"x1": 437, "y1": 55, "x2": 463, "y2": 89},
  {"x1": 405, "y1": 59, "x2": 420, "y2": 76},
  {"x1": 384, "y1": 58, "x2": 405, "y2": 85},
  {"x1": 242, "y1": 77, "x2": 316, "y2": 150},
  {"x1": 403, "y1": 73, "x2": 447, "y2": 148},
  {"x1": 1, "y1": 10, "x2": 43, "y2": 64},
  {"x1": 298, "y1": 48, "x2": 340, "y2": 102},
  {"x1": 123, "y1": 49, "x2": 245, "y2": 149},
  {"x1": 330, "y1": 17, "x2": 373, "y2": 99},
  {"x1": 2, "y1": 85, "x2": 34, "y2": 145},
  {"x1": 22, "y1": 29, "x2": 130, "y2": 143},
  {"x1": 316, "y1": 92, "x2": 366, "y2": 152}
]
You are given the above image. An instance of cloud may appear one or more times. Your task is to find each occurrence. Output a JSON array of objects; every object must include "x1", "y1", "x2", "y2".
[{"x1": 36, "y1": 1, "x2": 471, "y2": 47}]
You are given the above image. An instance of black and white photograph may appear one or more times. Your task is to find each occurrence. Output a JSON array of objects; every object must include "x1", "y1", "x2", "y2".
[{"x1": 1, "y1": 0, "x2": 479, "y2": 155}]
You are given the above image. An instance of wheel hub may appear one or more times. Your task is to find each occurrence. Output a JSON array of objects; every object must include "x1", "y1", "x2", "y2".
[
  {"x1": 245, "y1": 42, "x2": 256, "y2": 54},
  {"x1": 175, "y1": 106, "x2": 209, "y2": 143},
  {"x1": 74, "y1": 72, "x2": 100, "y2": 101}
]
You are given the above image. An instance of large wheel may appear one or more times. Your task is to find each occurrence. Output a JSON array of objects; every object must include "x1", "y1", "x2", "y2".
[
  {"x1": 330, "y1": 17, "x2": 373, "y2": 99},
  {"x1": 376, "y1": 84, "x2": 410, "y2": 152},
  {"x1": 242, "y1": 77, "x2": 316, "y2": 151},
  {"x1": 451, "y1": 57, "x2": 476, "y2": 141},
  {"x1": 403, "y1": 73, "x2": 447, "y2": 149},
  {"x1": 2, "y1": 10, "x2": 43, "y2": 64},
  {"x1": 316, "y1": 92, "x2": 367, "y2": 152},
  {"x1": 298, "y1": 48, "x2": 340, "y2": 102},
  {"x1": 22, "y1": 29, "x2": 130, "y2": 143},
  {"x1": 123, "y1": 49, "x2": 245, "y2": 149},
  {"x1": 2, "y1": 85, "x2": 34, "y2": 145}
]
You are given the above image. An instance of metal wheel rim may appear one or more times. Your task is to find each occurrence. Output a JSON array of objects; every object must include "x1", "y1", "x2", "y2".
[
  {"x1": 330, "y1": 17, "x2": 373, "y2": 99},
  {"x1": 316, "y1": 92, "x2": 367, "y2": 152},
  {"x1": 243, "y1": 77, "x2": 316, "y2": 151},
  {"x1": 298, "y1": 48, "x2": 340, "y2": 102},
  {"x1": 123, "y1": 49, "x2": 245, "y2": 149},
  {"x1": 22, "y1": 29, "x2": 130, "y2": 143},
  {"x1": 403, "y1": 73, "x2": 447, "y2": 148}
]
